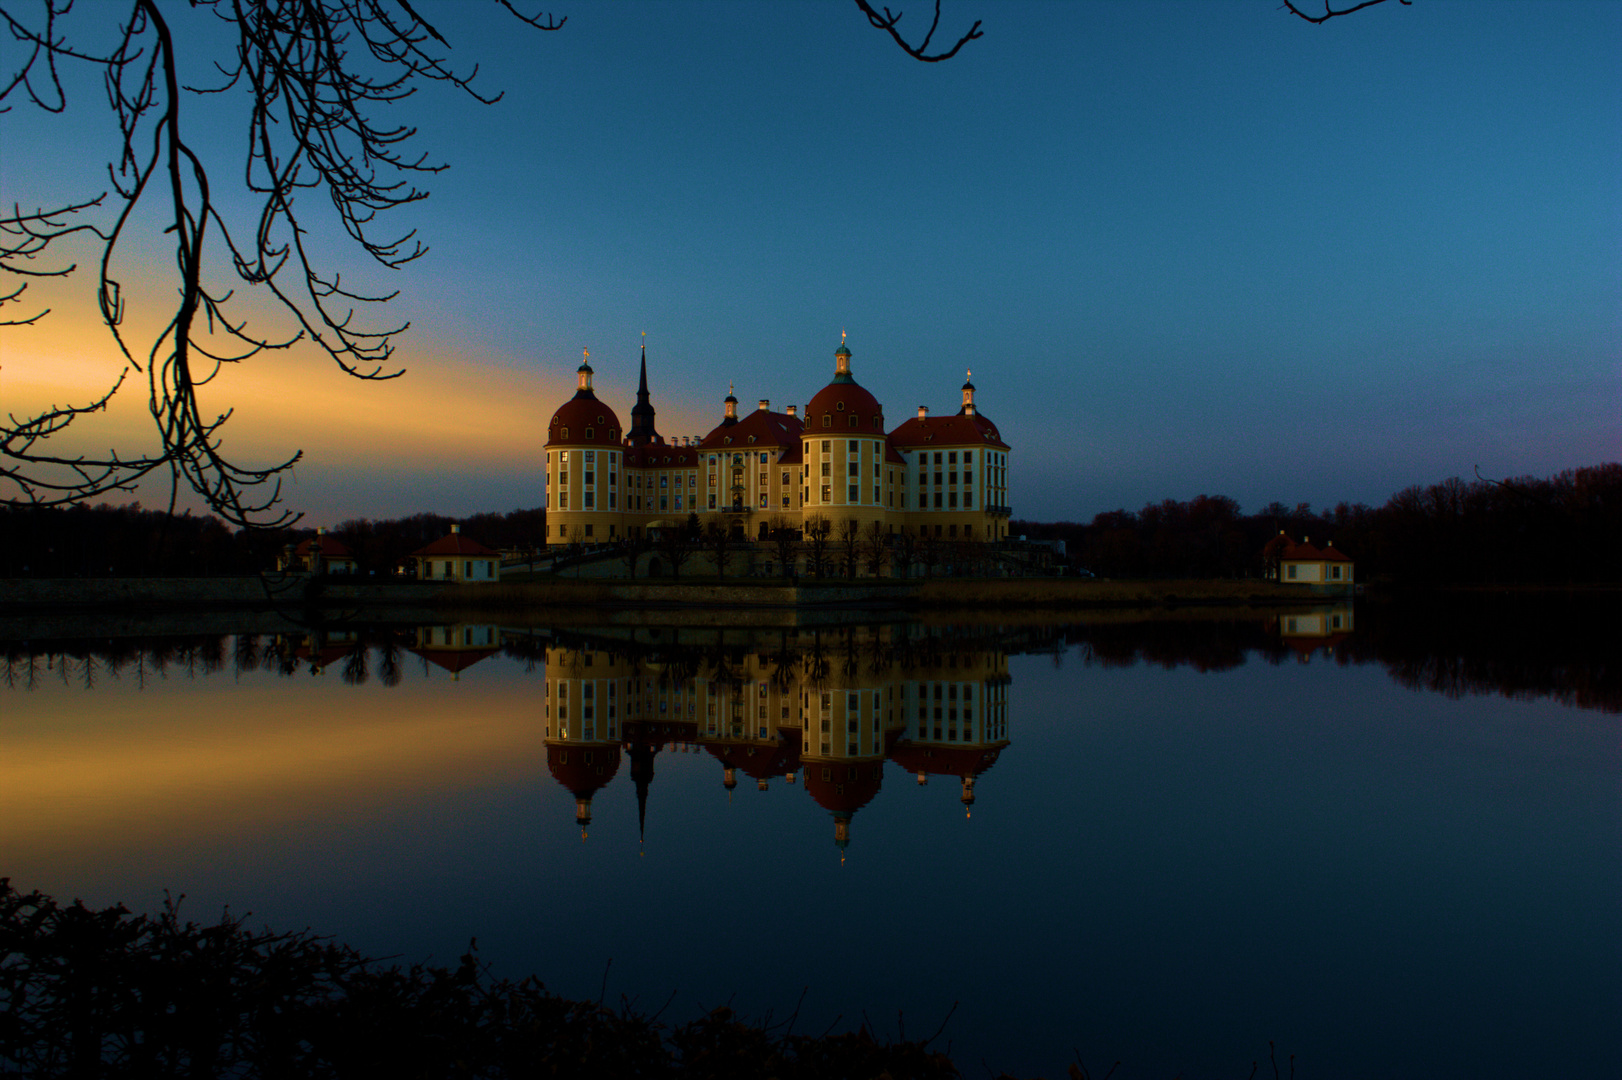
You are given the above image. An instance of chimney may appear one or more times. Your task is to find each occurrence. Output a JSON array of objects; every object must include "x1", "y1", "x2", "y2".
[
  {"x1": 786, "y1": 405, "x2": 797, "y2": 418},
  {"x1": 758, "y1": 399, "x2": 770, "y2": 411},
  {"x1": 452, "y1": 524, "x2": 461, "y2": 534},
  {"x1": 917, "y1": 405, "x2": 928, "y2": 420}
]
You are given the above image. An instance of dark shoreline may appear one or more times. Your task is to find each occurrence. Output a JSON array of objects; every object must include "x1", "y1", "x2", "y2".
[{"x1": 0, "y1": 574, "x2": 1362, "y2": 614}]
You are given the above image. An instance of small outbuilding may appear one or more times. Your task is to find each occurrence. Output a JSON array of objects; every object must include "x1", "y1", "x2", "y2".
[
  {"x1": 1262, "y1": 531, "x2": 1354, "y2": 587},
  {"x1": 411, "y1": 524, "x2": 501, "y2": 582},
  {"x1": 279, "y1": 527, "x2": 357, "y2": 574}
]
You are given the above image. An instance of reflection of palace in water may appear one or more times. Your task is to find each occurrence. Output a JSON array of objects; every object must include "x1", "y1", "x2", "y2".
[{"x1": 536, "y1": 626, "x2": 1014, "y2": 850}]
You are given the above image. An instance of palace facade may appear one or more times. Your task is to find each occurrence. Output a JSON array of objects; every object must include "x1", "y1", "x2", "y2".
[{"x1": 543, "y1": 339, "x2": 1011, "y2": 545}]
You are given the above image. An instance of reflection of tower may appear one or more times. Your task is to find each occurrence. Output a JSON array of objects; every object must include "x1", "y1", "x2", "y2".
[
  {"x1": 543, "y1": 644, "x2": 633, "y2": 838},
  {"x1": 627, "y1": 738, "x2": 660, "y2": 850},
  {"x1": 804, "y1": 761, "x2": 885, "y2": 857},
  {"x1": 545, "y1": 742, "x2": 623, "y2": 839},
  {"x1": 891, "y1": 638, "x2": 1011, "y2": 818}
]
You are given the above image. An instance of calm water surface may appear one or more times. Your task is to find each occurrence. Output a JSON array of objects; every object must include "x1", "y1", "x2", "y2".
[{"x1": 4, "y1": 602, "x2": 1617, "y2": 1078}]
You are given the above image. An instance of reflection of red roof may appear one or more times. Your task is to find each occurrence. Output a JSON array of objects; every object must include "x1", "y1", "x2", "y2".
[
  {"x1": 705, "y1": 736, "x2": 802, "y2": 781},
  {"x1": 412, "y1": 532, "x2": 498, "y2": 557},
  {"x1": 546, "y1": 743, "x2": 623, "y2": 800},
  {"x1": 699, "y1": 408, "x2": 804, "y2": 451},
  {"x1": 295, "y1": 534, "x2": 353, "y2": 557},
  {"x1": 803, "y1": 760, "x2": 885, "y2": 814},
  {"x1": 547, "y1": 390, "x2": 623, "y2": 447},
  {"x1": 294, "y1": 644, "x2": 352, "y2": 669},
  {"x1": 887, "y1": 410, "x2": 1007, "y2": 450},
  {"x1": 1286, "y1": 632, "x2": 1352, "y2": 660},
  {"x1": 888, "y1": 742, "x2": 1004, "y2": 780},
  {"x1": 411, "y1": 647, "x2": 500, "y2": 674}
]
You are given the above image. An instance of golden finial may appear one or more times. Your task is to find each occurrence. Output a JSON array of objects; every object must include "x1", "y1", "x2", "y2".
[
  {"x1": 583, "y1": 347, "x2": 590, "y2": 361},
  {"x1": 841, "y1": 328, "x2": 847, "y2": 344},
  {"x1": 967, "y1": 368, "x2": 972, "y2": 380}
]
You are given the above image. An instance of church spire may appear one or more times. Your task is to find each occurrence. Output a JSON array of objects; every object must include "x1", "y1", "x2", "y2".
[{"x1": 628, "y1": 332, "x2": 661, "y2": 446}]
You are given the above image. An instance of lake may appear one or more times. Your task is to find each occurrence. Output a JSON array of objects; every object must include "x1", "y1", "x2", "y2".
[{"x1": 4, "y1": 596, "x2": 1617, "y2": 1078}]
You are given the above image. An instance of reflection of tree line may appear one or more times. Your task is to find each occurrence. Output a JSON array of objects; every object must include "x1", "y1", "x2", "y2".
[
  {"x1": 6, "y1": 598, "x2": 1615, "y2": 715},
  {"x1": 1056, "y1": 596, "x2": 1619, "y2": 714}
]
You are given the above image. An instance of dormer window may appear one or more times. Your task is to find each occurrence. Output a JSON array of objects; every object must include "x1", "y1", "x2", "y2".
[
  {"x1": 724, "y1": 437, "x2": 732, "y2": 445},
  {"x1": 748, "y1": 435, "x2": 756, "y2": 444},
  {"x1": 597, "y1": 415, "x2": 605, "y2": 424},
  {"x1": 822, "y1": 415, "x2": 831, "y2": 428},
  {"x1": 872, "y1": 416, "x2": 881, "y2": 429},
  {"x1": 848, "y1": 415, "x2": 858, "y2": 428},
  {"x1": 584, "y1": 428, "x2": 593, "y2": 439},
  {"x1": 561, "y1": 427, "x2": 569, "y2": 439},
  {"x1": 836, "y1": 401, "x2": 846, "y2": 411}
]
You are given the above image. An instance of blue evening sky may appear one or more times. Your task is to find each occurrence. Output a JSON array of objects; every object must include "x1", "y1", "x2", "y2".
[{"x1": 4, "y1": 0, "x2": 1618, "y2": 523}]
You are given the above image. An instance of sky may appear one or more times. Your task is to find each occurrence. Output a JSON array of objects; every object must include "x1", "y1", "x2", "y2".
[{"x1": 3, "y1": 0, "x2": 1618, "y2": 526}]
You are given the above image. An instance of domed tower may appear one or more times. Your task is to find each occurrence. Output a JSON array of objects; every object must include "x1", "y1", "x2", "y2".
[
  {"x1": 799, "y1": 336, "x2": 900, "y2": 541},
  {"x1": 545, "y1": 351, "x2": 625, "y2": 546}
]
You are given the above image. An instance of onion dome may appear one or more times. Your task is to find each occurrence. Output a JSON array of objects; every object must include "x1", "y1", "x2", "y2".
[
  {"x1": 545, "y1": 743, "x2": 623, "y2": 829},
  {"x1": 804, "y1": 760, "x2": 885, "y2": 815},
  {"x1": 805, "y1": 339, "x2": 883, "y2": 434},
  {"x1": 546, "y1": 351, "x2": 623, "y2": 447}
]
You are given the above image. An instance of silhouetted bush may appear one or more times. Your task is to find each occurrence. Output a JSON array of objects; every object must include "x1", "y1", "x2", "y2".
[{"x1": 0, "y1": 879, "x2": 969, "y2": 1079}]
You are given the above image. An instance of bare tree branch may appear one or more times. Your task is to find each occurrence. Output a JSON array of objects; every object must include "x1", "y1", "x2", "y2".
[
  {"x1": 854, "y1": 0, "x2": 981, "y2": 62},
  {"x1": 0, "y1": 0, "x2": 562, "y2": 526},
  {"x1": 1280, "y1": 0, "x2": 1411, "y2": 26}
]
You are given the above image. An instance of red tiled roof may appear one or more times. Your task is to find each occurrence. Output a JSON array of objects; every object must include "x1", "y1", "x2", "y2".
[
  {"x1": 699, "y1": 408, "x2": 804, "y2": 451},
  {"x1": 887, "y1": 410, "x2": 1007, "y2": 450},
  {"x1": 547, "y1": 390, "x2": 623, "y2": 447},
  {"x1": 624, "y1": 445, "x2": 699, "y2": 467},
  {"x1": 412, "y1": 531, "x2": 499, "y2": 557},
  {"x1": 805, "y1": 380, "x2": 884, "y2": 436},
  {"x1": 1266, "y1": 533, "x2": 1354, "y2": 562},
  {"x1": 295, "y1": 534, "x2": 353, "y2": 558}
]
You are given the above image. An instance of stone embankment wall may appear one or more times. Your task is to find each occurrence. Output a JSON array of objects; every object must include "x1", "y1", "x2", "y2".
[{"x1": 2, "y1": 575, "x2": 1346, "y2": 616}]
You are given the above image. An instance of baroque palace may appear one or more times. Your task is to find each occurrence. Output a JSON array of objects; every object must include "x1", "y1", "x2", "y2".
[{"x1": 543, "y1": 338, "x2": 1011, "y2": 546}]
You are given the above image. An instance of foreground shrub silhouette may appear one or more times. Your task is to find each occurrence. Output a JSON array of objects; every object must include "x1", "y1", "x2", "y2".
[{"x1": 0, "y1": 878, "x2": 967, "y2": 1078}]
